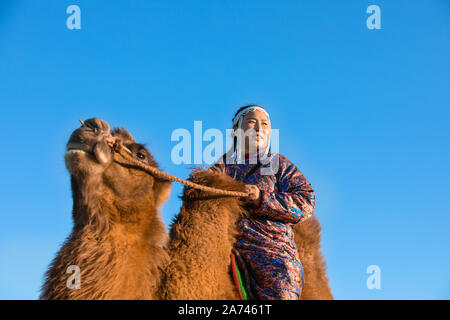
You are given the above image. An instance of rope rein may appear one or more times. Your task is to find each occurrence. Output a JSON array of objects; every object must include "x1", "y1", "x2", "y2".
[{"x1": 105, "y1": 137, "x2": 249, "y2": 198}]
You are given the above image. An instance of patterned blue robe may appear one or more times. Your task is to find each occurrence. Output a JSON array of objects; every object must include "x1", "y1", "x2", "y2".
[{"x1": 215, "y1": 152, "x2": 315, "y2": 300}]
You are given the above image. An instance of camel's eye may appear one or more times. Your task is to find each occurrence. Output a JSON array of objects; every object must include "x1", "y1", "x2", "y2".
[{"x1": 136, "y1": 152, "x2": 146, "y2": 161}]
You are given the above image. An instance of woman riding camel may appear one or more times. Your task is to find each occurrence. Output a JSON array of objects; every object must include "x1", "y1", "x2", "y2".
[{"x1": 215, "y1": 104, "x2": 316, "y2": 300}]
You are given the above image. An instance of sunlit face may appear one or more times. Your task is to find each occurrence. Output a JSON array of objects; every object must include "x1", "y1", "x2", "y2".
[{"x1": 234, "y1": 109, "x2": 271, "y2": 153}]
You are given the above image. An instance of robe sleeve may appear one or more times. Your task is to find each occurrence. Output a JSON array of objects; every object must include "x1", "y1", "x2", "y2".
[{"x1": 251, "y1": 155, "x2": 315, "y2": 224}]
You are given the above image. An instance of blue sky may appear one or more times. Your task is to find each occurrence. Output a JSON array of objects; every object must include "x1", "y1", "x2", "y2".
[{"x1": 0, "y1": 0, "x2": 449, "y2": 299}]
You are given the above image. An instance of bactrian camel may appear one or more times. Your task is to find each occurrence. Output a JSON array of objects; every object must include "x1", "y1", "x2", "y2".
[{"x1": 40, "y1": 118, "x2": 332, "y2": 300}]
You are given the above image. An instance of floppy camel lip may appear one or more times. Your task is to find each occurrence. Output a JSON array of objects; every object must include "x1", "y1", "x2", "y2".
[{"x1": 66, "y1": 142, "x2": 91, "y2": 155}]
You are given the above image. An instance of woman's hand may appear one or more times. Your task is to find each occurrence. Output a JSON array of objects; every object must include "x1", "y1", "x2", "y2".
[{"x1": 244, "y1": 184, "x2": 261, "y2": 206}]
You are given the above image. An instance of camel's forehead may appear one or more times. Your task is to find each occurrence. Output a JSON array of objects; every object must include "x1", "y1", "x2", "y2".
[
  {"x1": 110, "y1": 127, "x2": 157, "y2": 166},
  {"x1": 112, "y1": 127, "x2": 135, "y2": 143}
]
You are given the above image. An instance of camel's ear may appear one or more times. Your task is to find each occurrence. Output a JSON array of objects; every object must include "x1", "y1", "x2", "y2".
[
  {"x1": 153, "y1": 180, "x2": 172, "y2": 209},
  {"x1": 112, "y1": 127, "x2": 135, "y2": 143}
]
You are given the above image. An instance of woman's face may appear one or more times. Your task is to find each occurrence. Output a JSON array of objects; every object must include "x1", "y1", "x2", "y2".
[{"x1": 236, "y1": 109, "x2": 271, "y2": 153}]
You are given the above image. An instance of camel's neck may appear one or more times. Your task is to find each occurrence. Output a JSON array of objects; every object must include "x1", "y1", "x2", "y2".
[
  {"x1": 64, "y1": 224, "x2": 166, "y2": 299},
  {"x1": 71, "y1": 175, "x2": 164, "y2": 240},
  {"x1": 42, "y1": 176, "x2": 168, "y2": 300}
]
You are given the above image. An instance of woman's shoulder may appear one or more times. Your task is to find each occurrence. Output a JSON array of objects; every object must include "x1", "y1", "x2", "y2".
[
  {"x1": 267, "y1": 152, "x2": 293, "y2": 167},
  {"x1": 267, "y1": 153, "x2": 303, "y2": 177},
  {"x1": 270, "y1": 152, "x2": 287, "y2": 161}
]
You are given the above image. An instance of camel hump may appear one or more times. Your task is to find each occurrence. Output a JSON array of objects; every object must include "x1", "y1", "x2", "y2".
[
  {"x1": 182, "y1": 167, "x2": 246, "y2": 200},
  {"x1": 294, "y1": 216, "x2": 322, "y2": 249}
]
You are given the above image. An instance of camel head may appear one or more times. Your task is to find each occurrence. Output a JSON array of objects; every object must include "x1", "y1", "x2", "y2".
[{"x1": 64, "y1": 118, "x2": 171, "y2": 230}]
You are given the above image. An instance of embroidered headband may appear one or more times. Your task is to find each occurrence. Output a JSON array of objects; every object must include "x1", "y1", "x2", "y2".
[{"x1": 232, "y1": 105, "x2": 270, "y2": 130}]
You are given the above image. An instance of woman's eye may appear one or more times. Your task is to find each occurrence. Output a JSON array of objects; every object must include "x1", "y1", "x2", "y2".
[{"x1": 136, "y1": 152, "x2": 146, "y2": 160}]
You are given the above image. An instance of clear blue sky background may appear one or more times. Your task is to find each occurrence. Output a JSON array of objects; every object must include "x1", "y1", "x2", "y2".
[{"x1": 0, "y1": 0, "x2": 449, "y2": 300}]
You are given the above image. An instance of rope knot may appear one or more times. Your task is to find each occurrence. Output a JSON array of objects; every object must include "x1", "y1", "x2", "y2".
[{"x1": 112, "y1": 138, "x2": 124, "y2": 153}]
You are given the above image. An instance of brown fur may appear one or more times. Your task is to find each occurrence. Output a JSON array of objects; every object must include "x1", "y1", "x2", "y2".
[
  {"x1": 40, "y1": 118, "x2": 171, "y2": 299},
  {"x1": 295, "y1": 217, "x2": 333, "y2": 300},
  {"x1": 158, "y1": 167, "x2": 246, "y2": 300}
]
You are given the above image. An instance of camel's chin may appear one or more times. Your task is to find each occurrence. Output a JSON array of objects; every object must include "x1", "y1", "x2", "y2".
[
  {"x1": 65, "y1": 149, "x2": 104, "y2": 176},
  {"x1": 65, "y1": 149, "x2": 90, "y2": 165},
  {"x1": 65, "y1": 149, "x2": 87, "y2": 156}
]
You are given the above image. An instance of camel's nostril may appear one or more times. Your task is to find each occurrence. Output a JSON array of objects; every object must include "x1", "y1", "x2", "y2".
[
  {"x1": 84, "y1": 118, "x2": 104, "y2": 131},
  {"x1": 80, "y1": 118, "x2": 112, "y2": 137}
]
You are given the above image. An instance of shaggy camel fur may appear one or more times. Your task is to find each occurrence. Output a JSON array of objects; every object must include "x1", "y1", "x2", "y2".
[
  {"x1": 159, "y1": 169, "x2": 333, "y2": 300},
  {"x1": 40, "y1": 118, "x2": 171, "y2": 299},
  {"x1": 158, "y1": 168, "x2": 247, "y2": 300},
  {"x1": 295, "y1": 217, "x2": 333, "y2": 300},
  {"x1": 42, "y1": 118, "x2": 331, "y2": 300}
]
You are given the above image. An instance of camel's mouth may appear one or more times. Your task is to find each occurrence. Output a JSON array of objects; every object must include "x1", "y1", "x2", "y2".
[
  {"x1": 66, "y1": 143, "x2": 91, "y2": 156},
  {"x1": 65, "y1": 139, "x2": 113, "y2": 167}
]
